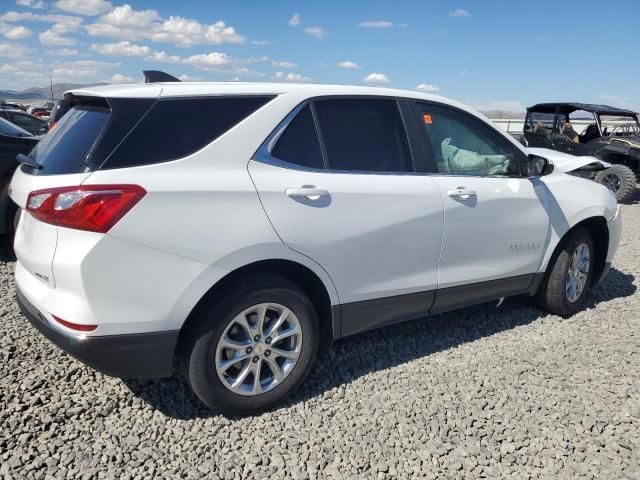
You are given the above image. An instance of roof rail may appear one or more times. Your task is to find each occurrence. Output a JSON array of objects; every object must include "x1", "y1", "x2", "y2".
[{"x1": 143, "y1": 70, "x2": 181, "y2": 83}]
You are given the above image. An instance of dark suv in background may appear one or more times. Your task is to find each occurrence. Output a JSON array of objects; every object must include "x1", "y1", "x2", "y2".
[{"x1": 518, "y1": 103, "x2": 640, "y2": 202}]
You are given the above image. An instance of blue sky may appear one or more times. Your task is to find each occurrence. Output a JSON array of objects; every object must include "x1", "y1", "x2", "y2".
[{"x1": 0, "y1": 0, "x2": 639, "y2": 112}]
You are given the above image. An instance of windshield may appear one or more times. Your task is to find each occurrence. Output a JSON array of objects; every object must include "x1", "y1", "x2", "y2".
[
  {"x1": 28, "y1": 106, "x2": 109, "y2": 175},
  {"x1": 0, "y1": 116, "x2": 32, "y2": 137}
]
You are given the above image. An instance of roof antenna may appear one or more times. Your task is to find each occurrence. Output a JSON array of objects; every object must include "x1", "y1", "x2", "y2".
[{"x1": 143, "y1": 70, "x2": 181, "y2": 83}]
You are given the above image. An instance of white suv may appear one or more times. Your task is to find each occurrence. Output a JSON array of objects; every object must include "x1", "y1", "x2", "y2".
[{"x1": 11, "y1": 81, "x2": 621, "y2": 415}]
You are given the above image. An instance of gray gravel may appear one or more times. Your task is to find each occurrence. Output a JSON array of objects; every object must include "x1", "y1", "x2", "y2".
[{"x1": 2, "y1": 197, "x2": 640, "y2": 480}]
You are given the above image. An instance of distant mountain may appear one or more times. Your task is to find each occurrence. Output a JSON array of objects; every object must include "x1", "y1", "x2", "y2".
[
  {"x1": 0, "y1": 82, "x2": 107, "y2": 102},
  {"x1": 480, "y1": 109, "x2": 525, "y2": 119}
]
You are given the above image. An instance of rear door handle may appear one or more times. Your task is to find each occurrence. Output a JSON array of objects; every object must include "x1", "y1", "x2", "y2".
[
  {"x1": 285, "y1": 187, "x2": 329, "y2": 200},
  {"x1": 446, "y1": 188, "x2": 477, "y2": 199}
]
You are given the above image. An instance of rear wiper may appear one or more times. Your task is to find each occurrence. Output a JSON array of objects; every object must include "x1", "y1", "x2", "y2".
[{"x1": 16, "y1": 153, "x2": 42, "y2": 170}]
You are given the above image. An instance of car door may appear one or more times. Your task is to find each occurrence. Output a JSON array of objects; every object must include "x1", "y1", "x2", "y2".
[
  {"x1": 249, "y1": 98, "x2": 444, "y2": 336},
  {"x1": 410, "y1": 101, "x2": 551, "y2": 312}
]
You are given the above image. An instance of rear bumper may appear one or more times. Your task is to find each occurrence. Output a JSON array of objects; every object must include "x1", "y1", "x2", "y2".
[{"x1": 16, "y1": 286, "x2": 178, "y2": 378}]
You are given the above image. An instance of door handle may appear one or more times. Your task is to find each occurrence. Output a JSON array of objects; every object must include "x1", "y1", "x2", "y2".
[
  {"x1": 446, "y1": 188, "x2": 477, "y2": 199},
  {"x1": 285, "y1": 187, "x2": 329, "y2": 200}
]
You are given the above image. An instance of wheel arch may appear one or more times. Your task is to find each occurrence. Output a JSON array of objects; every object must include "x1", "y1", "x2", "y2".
[
  {"x1": 543, "y1": 216, "x2": 609, "y2": 287},
  {"x1": 175, "y1": 258, "x2": 338, "y2": 364}
]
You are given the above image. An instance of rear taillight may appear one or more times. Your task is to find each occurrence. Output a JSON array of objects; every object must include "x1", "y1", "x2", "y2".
[{"x1": 26, "y1": 184, "x2": 146, "y2": 233}]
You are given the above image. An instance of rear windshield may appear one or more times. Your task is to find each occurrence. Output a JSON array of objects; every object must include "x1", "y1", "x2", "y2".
[
  {"x1": 25, "y1": 95, "x2": 274, "y2": 175},
  {"x1": 28, "y1": 106, "x2": 109, "y2": 174}
]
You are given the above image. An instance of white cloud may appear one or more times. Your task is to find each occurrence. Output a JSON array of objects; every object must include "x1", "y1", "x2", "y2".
[
  {"x1": 288, "y1": 13, "x2": 301, "y2": 27},
  {"x1": 275, "y1": 71, "x2": 312, "y2": 82},
  {"x1": 358, "y1": 20, "x2": 394, "y2": 29},
  {"x1": 86, "y1": 5, "x2": 245, "y2": 46},
  {"x1": 95, "y1": 4, "x2": 159, "y2": 28},
  {"x1": 47, "y1": 47, "x2": 78, "y2": 55},
  {"x1": 147, "y1": 50, "x2": 180, "y2": 63},
  {"x1": 251, "y1": 39, "x2": 270, "y2": 45},
  {"x1": 91, "y1": 40, "x2": 150, "y2": 56},
  {"x1": 16, "y1": 0, "x2": 46, "y2": 8},
  {"x1": 55, "y1": 0, "x2": 112, "y2": 16},
  {"x1": 363, "y1": 72, "x2": 390, "y2": 84},
  {"x1": 337, "y1": 60, "x2": 360, "y2": 69},
  {"x1": 1, "y1": 11, "x2": 84, "y2": 46},
  {"x1": 183, "y1": 52, "x2": 231, "y2": 69},
  {"x1": 110, "y1": 73, "x2": 133, "y2": 83},
  {"x1": 272, "y1": 60, "x2": 297, "y2": 68},
  {"x1": 416, "y1": 83, "x2": 440, "y2": 93},
  {"x1": 0, "y1": 63, "x2": 19, "y2": 73},
  {"x1": 0, "y1": 41, "x2": 32, "y2": 58},
  {"x1": 39, "y1": 28, "x2": 75, "y2": 45},
  {"x1": 2, "y1": 25, "x2": 32, "y2": 40},
  {"x1": 461, "y1": 69, "x2": 468, "y2": 75},
  {"x1": 304, "y1": 26, "x2": 325, "y2": 39},
  {"x1": 449, "y1": 8, "x2": 471, "y2": 17}
]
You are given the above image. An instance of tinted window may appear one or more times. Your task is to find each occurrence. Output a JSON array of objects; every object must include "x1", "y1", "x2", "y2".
[
  {"x1": 104, "y1": 96, "x2": 273, "y2": 169},
  {"x1": 271, "y1": 105, "x2": 324, "y2": 169},
  {"x1": 314, "y1": 99, "x2": 412, "y2": 172},
  {"x1": 0, "y1": 116, "x2": 31, "y2": 136},
  {"x1": 416, "y1": 103, "x2": 521, "y2": 176},
  {"x1": 11, "y1": 113, "x2": 44, "y2": 131},
  {"x1": 28, "y1": 106, "x2": 109, "y2": 174}
]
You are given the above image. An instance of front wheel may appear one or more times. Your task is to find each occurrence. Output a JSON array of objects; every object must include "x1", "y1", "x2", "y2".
[
  {"x1": 536, "y1": 227, "x2": 594, "y2": 316},
  {"x1": 185, "y1": 275, "x2": 319, "y2": 416},
  {"x1": 594, "y1": 164, "x2": 636, "y2": 203}
]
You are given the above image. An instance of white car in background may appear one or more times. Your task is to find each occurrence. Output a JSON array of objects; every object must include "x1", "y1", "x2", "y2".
[{"x1": 10, "y1": 80, "x2": 621, "y2": 415}]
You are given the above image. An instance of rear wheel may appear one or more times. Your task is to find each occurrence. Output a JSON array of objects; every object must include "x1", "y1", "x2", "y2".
[
  {"x1": 594, "y1": 164, "x2": 636, "y2": 203},
  {"x1": 536, "y1": 227, "x2": 594, "y2": 316},
  {"x1": 185, "y1": 275, "x2": 319, "y2": 416}
]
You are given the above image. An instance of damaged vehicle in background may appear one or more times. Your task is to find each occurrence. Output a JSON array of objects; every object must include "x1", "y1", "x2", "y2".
[
  {"x1": 0, "y1": 117, "x2": 40, "y2": 251},
  {"x1": 517, "y1": 103, "x2": 639, "y2": 202}
]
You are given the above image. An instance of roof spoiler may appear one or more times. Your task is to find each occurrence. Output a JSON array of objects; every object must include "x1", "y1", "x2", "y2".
[{"x1": 143, "y1": 70, "x2": 181, "y2": 83}]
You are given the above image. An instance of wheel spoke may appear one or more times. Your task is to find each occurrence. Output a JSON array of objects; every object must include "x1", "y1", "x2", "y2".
[
  {"x1": 263, "y1": 357, "x2": 284, "y2": 383},
  {"x1": 255, "y1": 304, "x2": 268, "y2": 337},
  {"x1": 265, "y1": 307, "x2": 290, "y2": 338},
  {"x1": 251, "y1": 360, "x2": 263, "y2": 395},
  {"x1": 235, "y1": 313, "x2": 254, "y2": 338},
  {"x1": 270, "y1": 347, "x2": 300, "y2": 360},
  {"x1": 230, "y1": 361, "x2": 252, "y2": 390},
  {"x1": 218, "y1": 353, "x2": 249, "y2": 373},
  {"x1": 271, "y1": 325, "x2": 300, "y2": 345},
  {"x1": 220, "y1": 336, "x2": 250, "y2": 351}
]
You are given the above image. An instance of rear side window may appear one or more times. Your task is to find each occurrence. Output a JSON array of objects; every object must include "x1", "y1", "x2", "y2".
[
  {"x1": 103, "y1": 96, "x2": 273, "y2": 169},
  {"x1": 271, "y1": 105, "x2": 324, "y2": 169},
  {"x1": 28, "y1": 107, "x2": 109, "y2": 175},
  {"x1": 313, "y1": 99, "x2": 412, "y2": 172}
]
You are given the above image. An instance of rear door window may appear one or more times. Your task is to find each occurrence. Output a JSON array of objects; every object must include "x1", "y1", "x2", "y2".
[
  {"x1": 27, "y1": 106, "x2": 109, "y2": 175},
  {"x1": 271, "y1": 104, "x2": 325, "y2": 169},
  {"x1": 313, "y1": 98, "x2": 413, "y2": 172},
  {"x1": 103, "y1": 96, "x2": 273, "y2": 170}
]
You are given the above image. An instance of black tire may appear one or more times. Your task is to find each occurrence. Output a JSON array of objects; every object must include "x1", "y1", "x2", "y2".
[
  {"x1": 184, "y1": 274, "x2": 319, "y2": 416},
  {"x1": 594, "y1": 164, "x2": 636, "y2": 203},
  {"x1": 536, "y1": 227, "x2": 594, "y2": 316}
]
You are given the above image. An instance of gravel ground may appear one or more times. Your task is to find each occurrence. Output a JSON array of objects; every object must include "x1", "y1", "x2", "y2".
[{"x1": 1, "y1": 196, "x2": 640, "y2": 480}]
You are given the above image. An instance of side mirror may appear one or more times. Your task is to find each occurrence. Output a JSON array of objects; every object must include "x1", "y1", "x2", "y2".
[{"x1": 526, "y1": 154, "x2": 553, "y2": 177}]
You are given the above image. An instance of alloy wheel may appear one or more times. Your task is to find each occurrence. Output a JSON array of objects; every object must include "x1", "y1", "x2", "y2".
[
  {"x1": 215, "y1": 303, "x2": 302, "y2": 396},
  {"x1": 566, "y1": 243, "x2": 590, "y2": 303}
]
